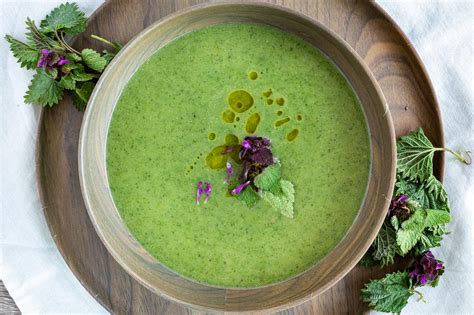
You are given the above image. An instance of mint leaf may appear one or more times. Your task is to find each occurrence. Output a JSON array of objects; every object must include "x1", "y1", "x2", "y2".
[
  {"x1": 254, "y1": 163, "x2": 281, "y2": 194},
  {"x1": 261, "y1": 179, "x2": 295, "y2": 218},
  {"x1": 236, "y1": 187, "x2": 260, "y2": 208},
  {"x1": 372, "y1": 223, "x2": 398, "y2": 267},
  {"x1": 58, "y1": 74, "x2": 76, "y2": 90},
  {"x1": 397, "y1": 128, "x2": 437, "y2": 182},
  {"x1": 5, "y1": 35, "x2": 40, "y2": 70},
  {"x1": 72, "y1": 81, "x2": 94, "y2": 111},
  {"x1": 40, "y1": 2, "x2": 86, "y2": 35},
  {"x1": 361, "y1": 271, "x2": 412, "y2": 313},
  {"x1": 25, "y1": 18, "x2": 62, "y2": 50},
  {"x1": 24, "y1": 69, "x2": 64, "y2": 106},
  {"x1": 81, "y1": 48, "x2": 107, "y2": 72}
]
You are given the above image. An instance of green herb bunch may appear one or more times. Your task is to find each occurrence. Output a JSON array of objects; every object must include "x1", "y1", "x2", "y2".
[
  {"x1": 360, "y1": 128, "x2": 470, "y2": 313},
  {"x1": 5, "y1": 2, "x2": 122, "y2": 110}
]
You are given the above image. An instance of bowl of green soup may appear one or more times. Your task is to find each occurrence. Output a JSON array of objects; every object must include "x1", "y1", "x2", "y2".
[{"x1": 79, "y1": 2, "x2": 396, "y2": 312}]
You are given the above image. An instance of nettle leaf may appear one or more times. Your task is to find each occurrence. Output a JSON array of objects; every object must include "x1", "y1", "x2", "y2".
[
  {"x1": 254, "y1": 163, "x2": 282, "y2": 194},
  {"x1": 361, "y1": 271, "x2": 412, "y2": 313},
  {"x1": 236, "y1": 186, "x2": 260, "y2": 208},
  {"x1": 396, "y1": 229, "x2": 421, "y2": 255},
  {"x1": 81, "y1": 48, "x2": 107, "y2": 72},
  {"x1": 24, "y1": 69, "x2": 64, "y2": 106},
  {"x1": 40, "y1": 2, "x2": 86, "y2": 35},
  {"x1": 397, "y1": 128, "x2": 437, "y2": 182},
  {"x1": 372, "y1": 223, "x2": 398, "y2": 267},
  {"x1": 5, "y1": 35, "x2": 40, "y2": 69},
  {"x1": 261, "y1": 180, "x2": 295, "y2": 218},
  {"x1": 395, "y1": 175, "x2": 449, "y2": 211},
  {"x1": 72, "y1": 81, "x2": 95, "y2": 111},
  {"x1": 424, "y1": 209, "x2": 451, "y2": 228},
  {"x1": 58, "y1": 74, "x2": 76, "y2": 90},
  {"x1": 71, "y1": 70, "x2": 94, "y2": 82}
]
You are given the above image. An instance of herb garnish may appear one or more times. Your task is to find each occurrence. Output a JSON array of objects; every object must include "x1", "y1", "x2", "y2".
[
  {"x1": 360, "y1": 128, "x2": 469, "y2": 313},
  {"x1": 225, "y1": 136, "x2": 296, "y2": 218},
  {"x1": 5, "y1": 2, "x2": 122, "y2": 110}
]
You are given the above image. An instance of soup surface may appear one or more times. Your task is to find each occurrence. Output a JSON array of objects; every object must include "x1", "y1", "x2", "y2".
[{"x1": 107, "y1": 24, "x2": 370, "y2": 287}]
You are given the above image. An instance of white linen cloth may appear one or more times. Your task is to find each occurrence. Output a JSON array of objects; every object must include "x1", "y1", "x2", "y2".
[{"x1": 0, "y1": 0, "x2": 472, "y2": 314}]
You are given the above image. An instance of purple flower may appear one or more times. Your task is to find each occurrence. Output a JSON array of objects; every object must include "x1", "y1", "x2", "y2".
[
  {"x1": 204, "y1": 182, "x2": 212, "y2": 203},
  {"x1": 409, "y1": 251, "x2": 444, "y2": 286},
  {"x1": 242, "y1": 140, "x2": 251, "y2": 149},
  {"x1": 224, "y1": 162, "x2": 233, "y2": 184},
  {"x1": 389, "y1": 194, "x2": 410, "y2": 221},
  {"x1": 231, "y1": 181, "x2": 250, "y2": 195},
  {"x1": 196, "y1": 181, "x2": 203, "y2": 205},
  {"x1": 37, "y1": 49, "x2": 69, "y2": 70}
]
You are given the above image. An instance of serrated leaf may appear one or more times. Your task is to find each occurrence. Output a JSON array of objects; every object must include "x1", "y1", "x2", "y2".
[
  {"x1": 5, "y1": 35, "x2": 40, "y2": 69},
  {"x1": 359, "y1": 250, "x2": 378, "y2": 267},
  {"x1": 24, "y1": 69, "x2": 64, "y2": 107},
  {"x1": 25, "y1": 18, "x2": 62, "y2": 50},
  {"x1": 236, "y1": 186, "x2": 260, "y2": 208},
  {"x1": 59, "y1": 74, "x2": 76, "y2": 90},
  {"x1": 40, "y1": 2, "x2": 86, "y2": 35},
  {"x1": 71, "y1": 81, "x2": 94, "y2": 111},
  {"x1": 424, "y1": 209, "x2": 450, "y2": 228},
  {"x1": 372, "y1": 223, "x2": 397, "y2": 267},
  {"x1": 102, "y1": 50, "x2": 116, "y2": 65},
  {"x1": 395, "y1": 175, "x2": 449, "y2": 211},
  {"x1": 81, "y1": 48, "x2": 107, "y2": 72},
  {"x1": 361, "y1": 271, "x2": 412, "y2": 313},
  {"x1": 397, "y1": 229, "x2": 421, "y2": 255},
  {"x1": 261, "y1": 180, "x2": 295, "y2": 218},
  {"x1": 390, "y1": 216, "x2": 400, "y2": 231},
  {"x1": 71, "y1": 70, "x2": 94, "y2": 82},
  {"x1": 397, "y1": 128, "x2": 436, "y2": 182},
  {"x1": 254, "y1": 163, "x2": 281, "y2": 193}
]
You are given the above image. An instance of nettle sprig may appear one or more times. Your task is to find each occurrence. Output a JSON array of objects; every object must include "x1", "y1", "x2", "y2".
[
  {"x1": 5, "y1": 2, "x2": 122, "y2": 110},
  {"x1": 360, "y1": 128, "x2": 469, "y2": 313}
]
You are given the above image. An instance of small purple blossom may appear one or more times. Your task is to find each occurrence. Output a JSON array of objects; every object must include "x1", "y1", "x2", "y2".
[
  {"x1": 37, "y1": 49, "x2": 69, "y2": 70},
  {"x1": 196, "y1": 181, "x2": 203, "y2": 205},
  {"x1": 224, "y1": 162, "x2": 233, "y2": 184},
  {"x1": 389, "y1": 194, "x2": 411, "y2": 221},
  {"x1": 204, "y1": 182, "x2": 212, "y2": 203},
  {"x1": 409, "y1": 251, "x2": 444, "y2": 286},
  {"x1": 231, "y1": 181, "x2": 250, "y2": 195},
  {"x1": 242, "y1": 140, "x2": 251, "y2": 149}
]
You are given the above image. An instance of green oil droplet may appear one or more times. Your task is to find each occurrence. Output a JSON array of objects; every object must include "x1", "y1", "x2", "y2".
[
  {"x1": 228, "y1": 90, "x2": 254, "y2": 113},
  {"x1": 296, "y1": 114, "x2": 303, "y2": 121},
  {"x1": 208, "y1": 132, "x2": 216, "y2": 140},
  {"x1": 206, "y1": 144, "x2": 241, "y2": 169},
  {"x1": 245, "y1": 113, "x2": 261, "y2": 134},
  {"x1": 266, "y1": 99, "x2": 273, "y2": 105},
  {"x1": 277, "y1": 110, "x2": 283, "y2": 116},
  {"x1": 225, "y1": 134, "x2": 239, "y2": 145},
  {"x1": 262, "y1": 89, "x2": 272, "y2": 98},
  {"x1": 287, "y1": 129, "x2": 299, "y2": 142},
  {"x1": 236, "y1": 116, "x2": 240, "y2": 122},
  {"x1": 275, "y1": 117, "x2": 290, "y2": 127},
  {"x1": 248, "y1": 71, "x2": 258, "y2": 80},
  {"x1": 222, "y1": 110, "x2": 235, "y2": 123},
  {"x1": 276, "y1": 97, "x2": 285, "y2": 106}
]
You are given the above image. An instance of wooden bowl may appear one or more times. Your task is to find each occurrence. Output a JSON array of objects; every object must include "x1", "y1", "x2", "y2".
[{"x1": 79, "y1": 2, "x2": 396, "y2": 312}]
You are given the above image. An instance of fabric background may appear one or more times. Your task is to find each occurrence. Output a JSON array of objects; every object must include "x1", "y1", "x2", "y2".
[{"x1": 1, "y1": 0, "x2": 472, "y2": 314}]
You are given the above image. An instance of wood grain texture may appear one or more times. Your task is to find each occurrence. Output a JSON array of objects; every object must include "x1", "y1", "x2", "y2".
[{"x1": 36, "y1": 0, "x2": 444, "y2": 314}]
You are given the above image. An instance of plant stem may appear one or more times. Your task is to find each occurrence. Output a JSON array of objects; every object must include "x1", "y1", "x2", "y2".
[
  {"x1": 90, "y1": 34, "x2": 120, "y2": 51},
  {"x1": 412, "y1": 289, "x2": 426, "y2": 303},
  {"x1": 436, "y1": 148, "x2": 472, "y2": 165},
  {"x1": 55, "y1": 31, "x2": 79, "y2": 54}
]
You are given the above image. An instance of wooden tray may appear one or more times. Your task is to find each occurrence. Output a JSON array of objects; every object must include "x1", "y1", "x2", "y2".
[{"x1": 36, "y1": 0, "x2": 444, "y2": 313}]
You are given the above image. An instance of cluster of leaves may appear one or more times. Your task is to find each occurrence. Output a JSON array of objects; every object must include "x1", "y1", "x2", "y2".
[
  {"x1": 360, "y1": 128, "x2": 469, "y2": 313},
  {"x1": 361, "y1": 129, "x2": 451, "y2": 267},
  {"x1": 5, "y1": 2, "x2": 122, "y2": 110},
  {"x1": 229, "y1": 136, "x2": 295, "y2": 218},
  {"x1": 362, "y1": 251, "x2": 444, "y2": 314}
]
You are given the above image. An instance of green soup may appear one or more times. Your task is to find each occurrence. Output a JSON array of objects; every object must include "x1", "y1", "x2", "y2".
[{"x1": 107, "y1": 24, "x2": 370, "y2": 287}]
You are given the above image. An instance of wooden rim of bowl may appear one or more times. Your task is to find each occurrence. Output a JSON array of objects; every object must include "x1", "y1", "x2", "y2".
[{"x1": 79, "y1": 1, "x2": 396, "y2": 312}]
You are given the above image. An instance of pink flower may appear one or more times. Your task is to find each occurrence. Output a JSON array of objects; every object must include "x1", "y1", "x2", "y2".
[
  {"x1": 196, "y1": 181, "x2": 203, "y2": 205},
  {"x1": 231, "y1": 181, "x2": 250, "y2": 195},
  {"x1": 204, "y1": 182, "x2": 212, "y2": 203}
]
